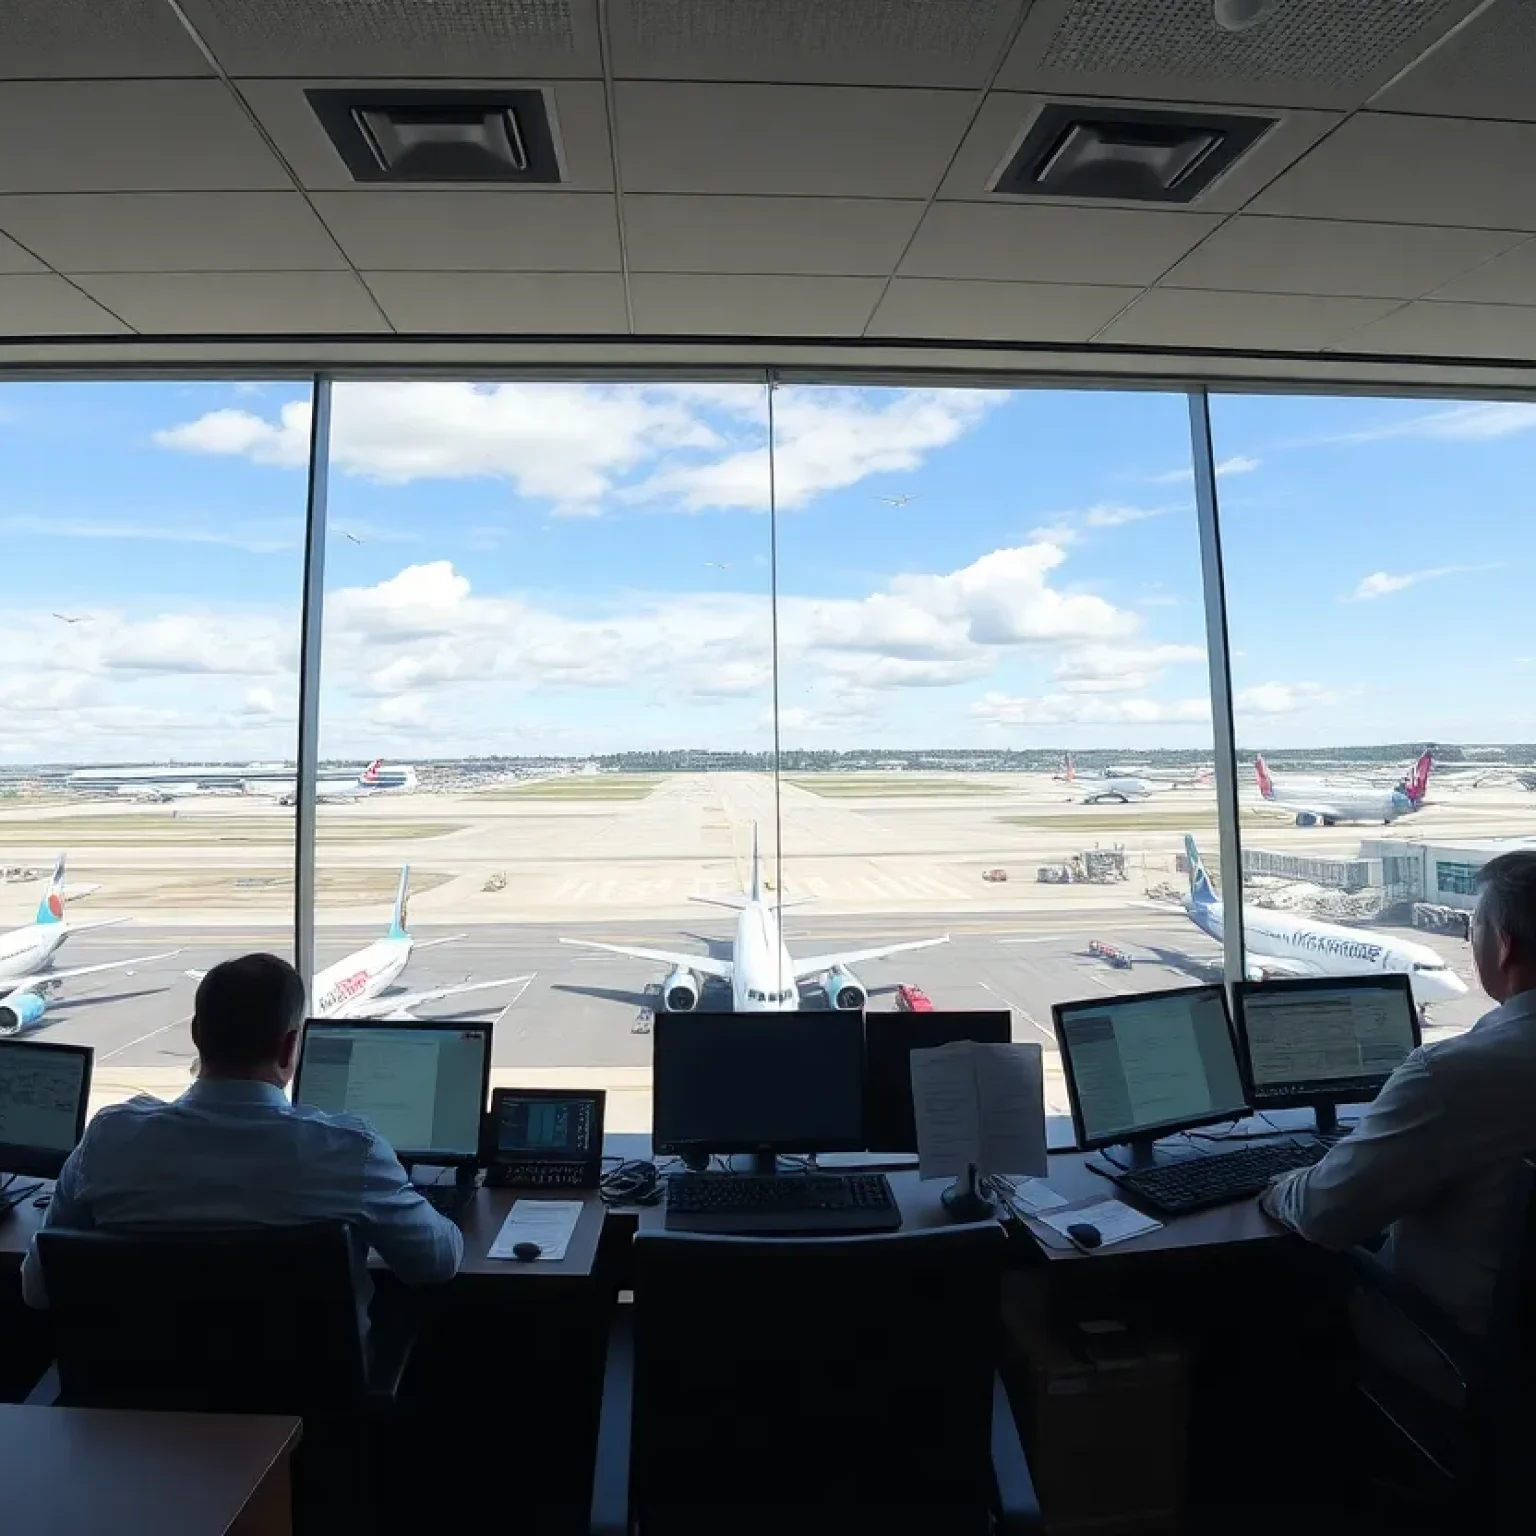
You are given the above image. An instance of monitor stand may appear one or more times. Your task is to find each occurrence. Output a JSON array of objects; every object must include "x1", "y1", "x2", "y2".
[
  {"x1": 742, "y1": 1151, "x2": 781, "y2": 1176},
  {"x1": 1103, "y1": 1136, "x2": 1187, "y2": 1172},
  {"x1": 1313, "y1": 1103, "x2": 1340, "y2": 1138}
]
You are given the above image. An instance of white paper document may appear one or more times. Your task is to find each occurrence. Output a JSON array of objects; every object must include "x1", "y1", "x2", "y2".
[
  {"x1": 908, "y1": 1040, "x2": 1047, "y2": 1182},
  {"x1": 488, "y1": 1199, "x2": 584, "y2": 1262},
  {"x1": 1009, "y1": 1179, "x2": 1070, "y2": 1215},
  {"x1": 1038, "y1": 1200, "x2": 1162, "y2": 1249}
]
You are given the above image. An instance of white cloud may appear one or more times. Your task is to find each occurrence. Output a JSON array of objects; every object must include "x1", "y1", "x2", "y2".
[
  {"x1": 1345, "y1": 563, "x2": 1501, "y2": 601},
  {"x1": 1053, "y1": 642, "x2": 1205, "y2": 694},
  {"x1": 1144, "y1": 455, "x2": 1262, "y2": 485},
  {"x1": 1082, "y1": 502, "x2": 1179, "y2": 529},
  {"x1": 1336, "y1": 403, "x2": 1536, "y2": 444},
  {"x1": 0, "y1": 514, "x2": 298, "y2": 554},
  {"x1": 971, "y1": 691, "x2": 1210, "y2": 726},
  {"x1": 1235, "y1": 681, "x2": 1346, "y2": 715},
  {"x1": 241, "y1": 687, "x2": 279, "y2": 717}
]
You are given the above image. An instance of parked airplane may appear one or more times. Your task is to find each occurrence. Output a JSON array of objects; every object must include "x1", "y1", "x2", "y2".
[
  {"x1": 185, "y1": 865, "x2": 531, "y2": 1020},
  {"x1": 1, "y1": 950, "x2": 183, "y2": 1036},
  {"x1": 1182, "y1": 835, "x2": 1467, "y2": 1006},
  {"x1": 560, "y1": 825, "x2": 948, "y2": 1012},
  {"x1": 273, "y1": 759, "x2": 421, "y2": 806},
  {"x1": 1057, "y1": 756, "x2": 1155, "y2": 803},
  {"x1": 0, "y1": 853, "x2": 129, "y2": 986},
  {"x1": 1255, "y1": 750, "x2": 1432, "y2": 826}
]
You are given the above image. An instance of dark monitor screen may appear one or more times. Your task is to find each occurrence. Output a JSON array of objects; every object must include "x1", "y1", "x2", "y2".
[
  {"x1": 1232, "y1": 975, "x2": 1420, "y2": 1109},
  {"x1": 1052, "y1": 985, "x2": 1249, "y2": 1150},
  {"x1": 864, "y1": 1009, "x2": 1011, "y2": 1152},
  {"x1": 293, "y1": 1019, "x2": 492, "y2": 1165},
  {"x1": 652, "y1": 1011, "x2": 866, "y2": 1156},
  {"x1": 0, "y1": 1038, "x2": 93, "y2": 1180}
]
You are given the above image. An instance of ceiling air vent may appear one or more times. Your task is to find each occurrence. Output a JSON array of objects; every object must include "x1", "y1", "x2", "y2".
[
  {"x1": 994, "y1": 103, "x2": 1273, "y2": 204},
  {"x1": 307, "y1": 89, "x2": 562, "y2": 183}
]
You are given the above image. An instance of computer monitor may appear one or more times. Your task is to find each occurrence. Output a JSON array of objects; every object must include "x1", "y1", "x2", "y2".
[
  {"x1": 864, "y1": 1009, "x2": 1012, "y2": 1153},
  {"x1": 293, "y1": 1019, "x2": 493, "y2": 1166},
  {"x1": 0, "y1": 1038, "x2": 93, "y2": 1180},
  {"x1": 652, "y1": 1011, "x2": 866, "y2": 1170},
  {"x1": 1052, "y1": 985, "x2": 1250, "y2": 1166},
  {"x1": 1231, "y1": 974, "x2": 1421, "y2": 1134}
]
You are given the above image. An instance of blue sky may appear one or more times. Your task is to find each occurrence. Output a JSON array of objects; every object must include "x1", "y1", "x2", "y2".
[{"x1": 0, "y1": 378, "x2": 1529, "y2": 762}]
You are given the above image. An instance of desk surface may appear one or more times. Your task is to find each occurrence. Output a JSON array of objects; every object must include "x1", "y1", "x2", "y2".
[{"x1": 0, "y1": 1404, "x2": 299, "y2": 1535}]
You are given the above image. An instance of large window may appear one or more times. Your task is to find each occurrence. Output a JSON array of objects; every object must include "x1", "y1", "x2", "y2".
[{"x1": 1, "y1": 381, "x2": 309, "y2": 1113}]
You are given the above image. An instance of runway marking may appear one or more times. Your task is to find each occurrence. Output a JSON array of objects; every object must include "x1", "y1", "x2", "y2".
[
  {"x1": 98, "y1": 1012, "x2": 191, "y2": 1063},
  {"x1": 977, "y1": 981, "x2": 1054, "y2": 1047}
]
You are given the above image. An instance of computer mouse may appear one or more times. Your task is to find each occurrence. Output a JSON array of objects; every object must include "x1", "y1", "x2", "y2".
[
  {"x1": 1066, "y1": 1222, "x2": 1103, "y2": 1250},
  {"x1": 512, "y1": 1241, "x2": 543, "y2": 1261}
]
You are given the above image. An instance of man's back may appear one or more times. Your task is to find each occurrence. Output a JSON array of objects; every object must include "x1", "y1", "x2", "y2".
[{"x1": 22, "y1": 1078, "x2": 462, "y2": 1309}]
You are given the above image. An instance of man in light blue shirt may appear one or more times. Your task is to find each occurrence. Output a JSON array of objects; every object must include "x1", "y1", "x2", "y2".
[{"x1": 22, "y1": 953, "x2": 462, "y2": 1311}]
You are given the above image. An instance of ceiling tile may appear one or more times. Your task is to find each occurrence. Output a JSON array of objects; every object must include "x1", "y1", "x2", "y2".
[
  {"x1": 363, "y1": 271, "x2": 628, "y2": 332},
  {"x1": 312, "y1": 191, "x2": 619, "y2": 271},
  {"x1": 1250, "y1": 113, "x2": 1536, "y2": 231},
  {"x1": 1345, "y1": 300, "x2": 1536, "y2": 360},
  {"x1": 1097, "y1": 289, "x2": 1400, "y2": 350},
  {"x1": 1161, "y1": 216, "x2": 1525, "y2": 300},
  {"x1": 0, "y1": 82, "x2": 289, "y2": 194},
  {"x1": 868, "y1": 277, "x2": 1140, "y2": 341},
  {"x1": 0, "y1": 0, "x2": 211, "y2": 78},
  {"x1": 1374, "y1": 1, "x2": 1536, "y2": 122},
  {"x1": 607, "y1": 0, "x2": 1025, "y2": 87},
  {"x1": 901, "y1": 202, "x2": 1218, "y2": 287},
  {"x1": 239, "y1": 79, "x2": 614, "y2": 192},
  {"x1": 623, "y1": 195, "x2": 923, "y2": 275},
  {"x1": 0, "y1": 233, "x2": 47, "y2": 275},
  {"x1": 0, "y1": 193, "x2": 346, "y2": 273},
  {"x1": 181, "y1": 0, "x2": 602, "y2": 78},
  {"x1": 1424, "y1": 239, "x2": 1536, "y2": 305},
  {"x1": 615, "y1": 83, "x2": 975, "y2": 197},
  {"x1": 939, "y1": 92, "x2": 1343, "y2": 215},
  {"x1": 0, "y1": 275, "x2": 131, "y2": 334},
  {"x1": 629, "y1": 273, "x2": 884, "y2": 334},
  {"x1": 995, "y1": 0, "x2": 1482, "y2": 113},
  {"x1": 71, "y1": 272, "x2": 385, "y2": 333}
]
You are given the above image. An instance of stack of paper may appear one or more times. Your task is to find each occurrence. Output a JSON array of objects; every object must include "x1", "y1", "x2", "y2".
[
  {"x1": 488, "y1": 1199, "x2": 583, "y2": 1262},
  {"x1": 908, "y1": 1040, "x2": 1048, "y2": 1181}
]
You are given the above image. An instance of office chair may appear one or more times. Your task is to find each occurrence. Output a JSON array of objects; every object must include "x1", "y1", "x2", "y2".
[
  {"x1": 33, "y1": 1223, "x2": 415, "y2": 1532},
  {"x1": 590, "y1": 1223, "x2": 1041, "y2": 1536},
  {"x1": 1347, "y1": 1154, "x2": 1536, "y2": 1531}
]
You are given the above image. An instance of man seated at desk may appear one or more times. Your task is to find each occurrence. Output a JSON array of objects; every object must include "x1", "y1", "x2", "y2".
[
  {"x1": 1260, "y1": 852, "x2": 1536, "y2": 1404},
  {"x1": 21, "y1": 953, "x2": 462, "y2": 1311}
]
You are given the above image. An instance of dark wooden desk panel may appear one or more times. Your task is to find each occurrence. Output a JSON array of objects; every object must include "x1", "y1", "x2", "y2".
[{"x1": 0, "y1": 1405, "x2": 299, "y2": 1535}]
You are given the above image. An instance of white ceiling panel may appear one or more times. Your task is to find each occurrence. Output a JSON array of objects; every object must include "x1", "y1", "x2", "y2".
[
  {"x1": 0, "y1": 0, "x2": 211, "y2": 78},
  {"x1": 615, "y1": 83, "x2": 976, "y2": 197},
  {"x1": 1250, "y1": 113, "x2": 1536, "y2": 231},
  {"x1": 364, "y1": 271, "x2": 628, "y2": 331},
  {"x1": 938, "y1": 92, "x2": 1342, "y2": 215},
  {"x1": 1346, "y1": 299, "x2": 1536, "y2": 359},
  {"x1": 1374, "y1": 1, "x2": 1536, "y2": 122},
  {"x1": 0, "y1": 192, "x2": 348, "y2": 273},
  {"x1": 0, "y1": 82, "x2": 290, "y2": 194},
  {"x1": 995, "y1": 0, "x2": 1481, "y2": 112},
  {"x1": 868, "y1": 277, "x2": 1140, "y2": 341},
  {"x1": 1426, "y1": 238, "x2": 1536, "y2": 305},
  {"x1": 238, "y1": 79, "x2": 614, "y2": 192},
  {"x1": 606, "y1": 0, "x2": 1025, "y2": 87},
  {"x1": 182, "y1": 0, "x2": 602, "y2": 79},
  {"x1": 0, "y1": 233, "x2": 47, "y2": 276},
  {"x1": 901, "y1": 202, "x2": 1219, "y2": 287},
  {"x1": 72, "y1": 272, "x2": 386, "y2": 333},
  {"x1": 0, "y1": 275, "x2": 130, "y2": 334},
  {"x1": 630, "y1": 273, "x2": 884, "y2": 334},
  {"x1": 1160, "y1": 215, "x2": 1525, "y2": 300},
  {"x1": 623, "y1": 195, "x2": 924, "y2": 275},
  {"x1": 1098, "y1": 288, "x2": 1400, "y2": 350},
  {"x1": 312, "y1": 191, "x2": 619, "y2": 271}
]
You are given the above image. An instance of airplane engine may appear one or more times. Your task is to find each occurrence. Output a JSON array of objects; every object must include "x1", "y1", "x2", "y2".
[
  {"x1": 1295, "y1": 812, "x2": 1323, "y2": 827},
  {"x1": 662, "y1": 968, "x2": 699, "y2": 1012},
  {"x1": 824, "y1": 966, "x2": 867, "y2": 1010},
  {"x1": 0, "y1": 992, "x2": 46, "y2": 1036}
]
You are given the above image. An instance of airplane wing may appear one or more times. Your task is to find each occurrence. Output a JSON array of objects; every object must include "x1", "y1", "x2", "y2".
[
  {"x1": 341, "y1": 973, "x2": 535, "y2": 1019},
  {"x1": 790, "y1": 935, "x2": 949, "y2": 981},
  {"x1": 1245, "y1": 956, "x2": 1320, "y2": 981},
  {"x1": 409, "y1": 934, "x2": 466, "y2": 951},
  {"x1": 559, "y1": 937, "x2": 734, "y2": 980},
  {"x1": 62, "y1": 917, "x2": 132, "y2": 934},
  {"x1": 20, "y1": 950, "x2": 183, "y2": 989}
]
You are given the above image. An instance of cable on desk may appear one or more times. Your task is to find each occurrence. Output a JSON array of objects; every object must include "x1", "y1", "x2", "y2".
[{"x1": 600, "y1": 1160, "x2": 661, "y2": 1206}]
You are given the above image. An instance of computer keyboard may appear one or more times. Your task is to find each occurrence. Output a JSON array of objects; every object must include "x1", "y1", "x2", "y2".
[
  {"x1": 417, "y1": 1182, "x2": 476, "y2": 1222},
  {"x1": 664, "y1": 1172, "x2": 901, "y2": 1235},
  {"x1": 1111, "y1": 1140, "x2": 1329, "y2": 1216}
]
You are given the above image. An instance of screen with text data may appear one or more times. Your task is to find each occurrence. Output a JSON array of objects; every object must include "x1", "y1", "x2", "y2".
[
  {"x1": 0, "y1": 1041, "x2": 89, "y2": 1157},
  {"x1": 1057, "y1": 988, "x2": 1248, "y2": 1147}
]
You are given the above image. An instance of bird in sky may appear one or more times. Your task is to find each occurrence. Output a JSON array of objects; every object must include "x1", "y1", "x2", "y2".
[
  {"x1": 342, "y1": 531, "x2": 365, "y2": 545},
  {"x1": 874, "y1": 494, "x2": 917, "y2": 507},
  {"x1": 704, "y1": 561, "x2": 733, "y2": 570},
  {"x1": 52, "y1": 612, "x2": 88, "y2": 624}
]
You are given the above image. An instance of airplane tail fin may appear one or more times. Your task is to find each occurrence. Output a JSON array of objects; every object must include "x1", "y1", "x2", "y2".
[
  {"x1": 1254, "y1": 755, "x2": 1276, "y2": 800},
  {"x1": 1407, "y1": 749, "x2": 1434, "y2": 803},
  {"x1": 1184, "y1": 835, "x2": 1218, "y2": 908},
  {"x1": 35, "y1": 852, "x2": 66, "y2": 925},
  {"x1": 1062, "y1": 753, "x2": 1075, "y2": 782},
  {"x1": 388, "y1": 864, "x2": 411, "y2": 939},
  {"x1": 749, "y1": 822, "x2": 763, "y2": 903},
  {"x1": 360, "y1": 757, "x2": 383, "y2": 786}
]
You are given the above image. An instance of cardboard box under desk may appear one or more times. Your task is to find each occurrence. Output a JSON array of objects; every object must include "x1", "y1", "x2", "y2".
[{"x1": 1002, "y1": 1275, "x2": 1188, "y2": 1535}]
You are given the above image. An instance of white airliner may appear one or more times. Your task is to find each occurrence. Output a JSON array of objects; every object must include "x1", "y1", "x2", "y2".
[
  {"x1": 1255, "y1": 750, "x2": 1432, "y2": 827},
  {"x1": 559, "y1": 825, "x2": 949, "y2": 1013},
  {"x1": 1182, "y1": 835, "x2": 1467, "y2": 1006},
  {"x1": 188, "y1": 865, "x2": 531, "y2": 1020},
  {"x1": 1057, "y1": 756, "x2": 1155, "y2": 803}
]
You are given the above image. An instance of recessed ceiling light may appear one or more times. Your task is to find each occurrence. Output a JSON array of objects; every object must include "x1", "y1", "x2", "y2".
[{"x1": 1214, "y1": 0, "x2": 1279, "y2": 32}]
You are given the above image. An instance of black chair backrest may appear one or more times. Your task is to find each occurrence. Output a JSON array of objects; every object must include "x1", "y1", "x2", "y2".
[
  {"x1": 37, "y1": 1223, "x2": 369, "y2": 1416},
  {"x1": 630, "y1": 1222, "x2": 1005, "y2": 1534},
  {"x1": 1477, "y1": 1155, "x2": 1536, "y2": 1464}
]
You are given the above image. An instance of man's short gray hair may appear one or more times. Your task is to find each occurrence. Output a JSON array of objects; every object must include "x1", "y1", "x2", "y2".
[{"x1": 1474, "y1": 852, "x2": 1536, "y2": 958}]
